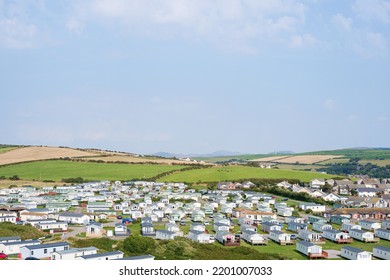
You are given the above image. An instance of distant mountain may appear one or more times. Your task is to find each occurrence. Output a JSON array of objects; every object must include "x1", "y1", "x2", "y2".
[{"x1": 153, "y1": 150, "x2": 241, "y2": 159}]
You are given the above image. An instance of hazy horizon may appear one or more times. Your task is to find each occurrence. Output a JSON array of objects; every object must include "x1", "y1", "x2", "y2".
[{"x1": 2, "y1": 1, "x2": 389, "y2": 155}]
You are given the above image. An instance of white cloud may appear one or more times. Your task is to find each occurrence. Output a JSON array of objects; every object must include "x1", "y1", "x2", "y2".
[
  {"x1": 353, "y1": 0, "x2": 390, "y2": 23},
  {"x1": 289, "y1": 33, "x2": 318, "y2": 48},
  {"x1": 0, "y1": 18, "x2": 38, "y2": 48},
  {"x1": 66, "y1": 18, "x2": 85, "y2": 35},
  {"x1": 324, "y1": 99, "x2": 336, "y2": 110},
  {"x1": 332, "y1": 13, "x2": 352, "y2": 31},
  {"x1": 70, "y1": 0, "x2": 308, "y2": 53}
]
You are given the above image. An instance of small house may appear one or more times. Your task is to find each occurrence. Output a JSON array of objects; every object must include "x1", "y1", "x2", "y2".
[
  {"x1": 341, "y1": 246, "x2": 372, "y2": 260},
  {"x1": 241, "y1": 230, "x2": 267, "y2": 245},
  {"x1": 0, "y1": 236, "x2": 21, "y2": 244},
  {"x1": 0, "y1": 239, "x2": 41, "y2": 255},
  {"x1": 287, "y1": 222, "x2": 308, "y2": 233},
  {"x1": 330, "y1": 215, "x2": 350, "y2": 225},
  {"x1": 312, "y1": 222, "x2": 332, "y2": 233},
  {"x1": 114, "y1": 223, "x2": 131, "y2": 237},
  {"x1": 308, "y1": 216, "x2": 327, "y2": 224},
  {"x1": 86, "y1": 222, "x2": 103, "y2": 236},
  {"x1": 188, "y1": 230, "x2": 214, "y2": 244},
  {"x1": 51, "y1": 247, "x2": 97, "y2": 260},
  {"x1": 341, "y1": 223, "x2": 361, "y2": 233},
  {"x1": 373, "y1": 246, "x2": 390, "y2": 260},
  {"x1": 298, "y1": 230, "x2": 325, "y2": 244},
  {"x1": 358, "y1": 220, "x2": 381, "y2": 231},
  {"x1": 374, "y1": 228, "x2": 390, "y2": 241},
  {"x1": 322, "y1": 229, "x2": 352, "y2": 244},
  {"x1": 213, "y1": 222, "x2": 230, "y2": 232},
  {"x1": 348, "y1": 229, "x2": 378, "y2": 243},
  {"x1": 58, "y1": 213, "x2": 90, "y2": 225},
  {"x1": 296, "y1": 241, "x2": 326, "y2": 259},
  {"x1": 262, "y1": 222, "x2": 281, "y2": 233},
  {"x1": 155, "y1": 230, "x2": 176, "y2": 240},
  {"x1": 190, "y1": 223, "x2": 205, "y2": 232},
  {"x1": 381, "y1": 220, "x2": 390, "y2": 229},
  {"x1": 78, "y1": 250, "x2": 124, "y2": 260},
  {"x1": 215, "y1": 231, "x2": 240, "y2": 246},
  {"x1": 20, "y1": 242, "x2": 70, "y2": 259},
  {"x1": 269, "y1": 230, "x2": 294, "y2": 245},
  {"x1": 240, "y1": 224, "x2": 257, "y2": 233},
  {"x1": 141, "y1": 223, "x2": 155, "y2": 237}
]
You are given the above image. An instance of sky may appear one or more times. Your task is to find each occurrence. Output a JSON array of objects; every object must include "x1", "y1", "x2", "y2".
[{"x1": 1, "y1": 0, "x2": 390, "y2": 155}]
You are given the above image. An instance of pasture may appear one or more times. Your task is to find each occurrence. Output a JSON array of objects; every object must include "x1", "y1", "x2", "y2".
[
  {"x1": 160, "y1": 166, "x2": 335, "y2": 183},
  {"x1": 0, "y1": 160, "x2": 186, "y2": 181}
]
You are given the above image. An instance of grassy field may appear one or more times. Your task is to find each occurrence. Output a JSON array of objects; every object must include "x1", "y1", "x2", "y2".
[
  {"x1": 193, "y1": 154, "x2": 290, "y2": 163},
  {"x1": 0, "y1": 147, "x2": 19, "y2": 154},
  {"x1": 160, "y1": 166, "x2": 335, "y2": 183},
  {"x1": 359, "y1": 159, "x2": 390, "y2": 167},
  {"x1": 0, "y1": 160, "x2": 187, "y2": 181}
]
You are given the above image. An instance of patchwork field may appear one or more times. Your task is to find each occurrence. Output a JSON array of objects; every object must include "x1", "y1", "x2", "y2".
[
  {"x1": 160, "y1": 166, "x2": 335, "y2": 183},
  {"x1": 0, "y1": 146, "x2": 99, "y2": 166},
  {"x1": 0, "y1": 160, "x2": 187, "y2": 181},
  {"x1": 251, "y1": 155, "x2": 342, "y2": 164},
  {"x1": 75, "y1": 155, "x2": 205, "y2": 165}
]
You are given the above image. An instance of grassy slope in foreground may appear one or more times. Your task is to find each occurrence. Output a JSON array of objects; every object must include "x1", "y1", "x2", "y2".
[
  {"x1": 160, "y1": 166, "x2": 335, "y2": 183},
  {"x1": 0, "y1": 160, "x2": 186, "y2": 181}
]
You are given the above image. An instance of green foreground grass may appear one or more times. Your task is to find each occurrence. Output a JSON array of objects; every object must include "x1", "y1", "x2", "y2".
[
  {"x1": 160, "y1": 166, "x2": 335, "y2": 183},
  {"x1": 0, "y1": 160, "x2": 186, "y2": 181}
]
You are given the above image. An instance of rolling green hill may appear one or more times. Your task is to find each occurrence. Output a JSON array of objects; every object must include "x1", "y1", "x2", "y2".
[
  {"x1": 0, "y1": 160, "x2": 187, "y2": 181},
  {"x1": 160, "y1": 165, "x2": 335, "y2": 183}
]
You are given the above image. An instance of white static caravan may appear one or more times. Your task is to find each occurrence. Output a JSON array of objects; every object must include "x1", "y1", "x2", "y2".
[
  {"x1": 190, "y1": 223, "x2": 205, "y2": 232},
  {"x1": 287, "y1": 222, "x2": 308, "y2": 233},
  {"x1": 0, "y1": 236, "x2": 21, "y2": 244},
  {"x1": 348, "y1": 229, "x2": 378, "y2": 243},
  {"x1": 213, "y1": 222, "x2": 230, "y2": 232},
  {"x1": 269, "y1": 230, "x2": 294, "y2": 245},
  {"x1": 322, "y1": 229, "x2": 352, "y2": 244},
  {"x1": 0, "y1": 239, "x2": 40, "y2": 255},
  {"x1": 78, "y1": 250, "x2": 124, "y2": 260},
  {"x1": 155, "y1": 230, "x2": 176, "y2": 240},
  {"x1": 382, "y1": 220, "x2": 390, "y2": 230},
  {"x1": 36, "y1": 222, "x2": 68, "y2": 232},
  {"x1": 0, "y1": 216, "x2": 17, "y2": 224},
  {"x1": 58, "y1": 213, "x2": 90, "y2": 225},
  {"x1": 51, "y1": 247, "x2": 98, "y2": 260},
  {"x1": 373, "y1": 246, "x2": 390, "y2": 260},
  {"x1": 374, "y1": 228, "x2": 390, "y2": 241},
  {"x1": 215, "y1": 231, "x2": 240, "y2": 246},
  {"x1": 312, "y1": 222, "x2": 332, "y2": 233},
  {"x1": 241, "y1": 230, "x2": 268, "y2": 245},
  {"x1": 341, "y1": 223, "x2": 361, "y2": 232},
  {"x1": 358, "y1": 220, "x2": 381, "y2": 231},
  {"x1": 240, "y1": 224, "x2": 257, "y2": 233},
  {"x1": 341, "y1": 246, "x2": 372, "y2": 260},
  {"x1": 261, "y1": 222, "x2": 282, "y2": 233},
  {"x1": 296, "y1": 241, "x2": 326, "y2": 259},
  {"x1": 276, "y1": 207, "x2": 292, "y2": 217},
  {"x1": 188, "y1": 230, "x2": 214, "y2": 244},
  {"x1": 20, "y1": 242, "x2": 70, "y2": 259},
  {"x1": 298, "y1": 230, "x2": 324, "y2": 244}
]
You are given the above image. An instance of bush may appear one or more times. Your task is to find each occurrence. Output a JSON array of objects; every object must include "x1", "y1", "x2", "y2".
[{"x1": 122, "y1": 235, "x2": 155, "y2": 254}]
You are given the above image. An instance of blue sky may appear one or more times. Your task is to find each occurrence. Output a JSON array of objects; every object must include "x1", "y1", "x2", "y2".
[{"x1": 1, "y1": 0, "x2": 389, "y2": 155}]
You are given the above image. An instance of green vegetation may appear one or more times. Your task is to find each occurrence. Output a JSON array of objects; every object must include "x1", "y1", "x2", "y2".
[
  {"x1": 299, "y1": 148, "x2": 390, "y2": 160},
  {"x1": 193, "y1": 154, "x2": 289, "y2": 163},
  {"x1": 120, "y1": 236, "x2": 289, "y2": 260},
  {"x1": 0, "y1": 160, "x2": 187, "y2": 181},
  {"x1": 160, "y1": 166, "x2": 335, "y2": 183},
  {"x1": 0, "y1": 146, "x2": 19, "y2": 154},
  {"x1": 69, "y1": 237, "x2": 119, "y2": 252},
  {"x1": 0, "y1": 223, "x2": 46, "y2": 240}
]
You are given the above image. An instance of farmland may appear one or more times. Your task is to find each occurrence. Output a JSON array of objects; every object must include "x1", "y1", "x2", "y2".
[
  {"x1": 160, "y1": 166, "x2": 335, "y2": 183},
  {"x1": 0, "y1": 160, "x2": 187, "y2": 182}
]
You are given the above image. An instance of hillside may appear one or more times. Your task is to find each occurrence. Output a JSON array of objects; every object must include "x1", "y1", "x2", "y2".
[{"x1": 0, "y1": 145, "x2": 200, "y2": 166}]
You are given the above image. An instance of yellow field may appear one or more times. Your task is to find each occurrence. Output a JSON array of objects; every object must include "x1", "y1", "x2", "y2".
[{"x1": 0, "y1": 146, "x2": 100, "y2": 166}]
